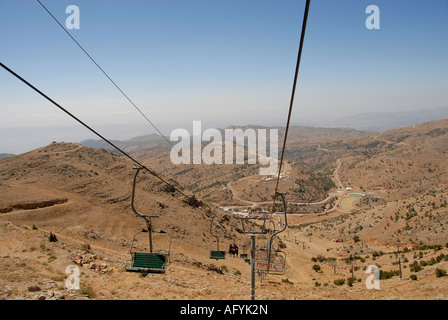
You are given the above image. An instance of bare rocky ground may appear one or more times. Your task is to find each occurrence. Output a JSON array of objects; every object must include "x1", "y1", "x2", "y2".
[{"x1": 1, "y1": 215, "x2": 448, "y2": 301}]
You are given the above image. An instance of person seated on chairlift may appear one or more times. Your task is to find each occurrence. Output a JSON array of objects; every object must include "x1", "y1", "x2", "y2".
[{"x1": 229, "y1": 244, "x2": 235, "y2": 257}]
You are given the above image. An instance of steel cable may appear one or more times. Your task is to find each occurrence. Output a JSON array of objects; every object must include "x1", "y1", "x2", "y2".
[
  {"x1": 36, "y1": 0, "x2": 173, "y2": 147},
  {"x1": 272, "y1": 0, "x2": 311, "y2": 213},
  {"x1": 0, "y1": 62, "x2": 189, "y2": 199}
]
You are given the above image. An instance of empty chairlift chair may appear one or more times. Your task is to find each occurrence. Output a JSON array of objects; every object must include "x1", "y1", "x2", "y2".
[
  {"x1": 209, "y1": 213, "x2": 226, "y2": 260},
  {"x1": 126, "y1": 228, "x2": 171, "y2": 274},
  {"x1": 125, "y1": 167, "x2": 172, "y2": 274}
]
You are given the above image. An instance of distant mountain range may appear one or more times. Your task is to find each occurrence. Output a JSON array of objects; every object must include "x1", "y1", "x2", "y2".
[
  {"x1": 1, "y1": 107, "x2": 447, "y2": 154},
  {"x1": 0, "y1": 153, "x2": 15, "y2": 159},
  {"x1": 79, "y1": 107, "x2": 448, "y2": 154},
  {"x1": 80, "y1": 134, "x2": 170, "y2": 154},
  {"x1": 79, "y1": 125, "x2": 368, "y2": 154},
  {"x1": 300, "y1": 107, "x2": 448, "y2": 132}
]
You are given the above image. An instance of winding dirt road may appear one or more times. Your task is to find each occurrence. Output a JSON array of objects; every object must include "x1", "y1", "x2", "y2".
[{"x1": 222, "y1": 159, "x2": 346, "y2": 213}]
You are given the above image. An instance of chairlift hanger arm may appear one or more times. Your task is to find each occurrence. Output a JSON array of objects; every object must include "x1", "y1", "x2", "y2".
[
  {"x1": 131, "y1": 166, "x2": 160, "y2": 220},
  {"x1": 267, "y1": 192, "x2": 288, "y2": 273},
  {"x1": 270, "y1": 192, "x2": 288, "y2": 241},
  {"x1": 131, "y1": 167, "x2": 148, "y2": 219},
  {"x1": 210, "y1": 212, "x2": 222, "y2": 251}
]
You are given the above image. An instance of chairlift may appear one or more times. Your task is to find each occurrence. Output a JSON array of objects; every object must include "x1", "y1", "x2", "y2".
[
  {"x1": 255, "y1": 238, "x2": 287, "y2": 275},
  {"x1": 125, "y1": 167, "x2": 172, "y2": 274},
  {"x1": 265, "y1": 192, "x2": 288, "y2": 275},
  {"x1": 209, "y1": 212, "x2": 226, "y2": 260}
]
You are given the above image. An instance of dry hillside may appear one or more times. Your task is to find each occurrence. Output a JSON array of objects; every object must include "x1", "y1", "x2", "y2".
[{"x1": 1, "y1": 120, "x2": 448, "y2": 300}]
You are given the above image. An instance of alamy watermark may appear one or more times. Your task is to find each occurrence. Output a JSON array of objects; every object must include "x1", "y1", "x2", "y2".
[
  {"x1": 366, "y1": 5, "x2": 380, "y2": 30},
  {"x1": 170, "y1": 121, "x2": 279, "y2": 176},
  {"x1": 65, "y1": 265, "x2": 80, "y2": 290},
  {"x1": 65, "y1": 5, "x2": 80, "y2": 30},
  {"x1": 63, "y1": 5, "x2": 379, "y2": 33},
  {"x1": 365, "y1": 265, "x2": 380, "y2": 290}
]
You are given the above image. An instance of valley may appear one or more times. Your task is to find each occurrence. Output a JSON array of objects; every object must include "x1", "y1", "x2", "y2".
[{"x1": 0, "y1": 120, "x2": 447, "y2": 300}]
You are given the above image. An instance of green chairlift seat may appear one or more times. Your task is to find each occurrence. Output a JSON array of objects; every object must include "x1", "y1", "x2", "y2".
[
  {"x1": 125, "y1": 227, "x2": 171, "y2": 274},
  {"x1": 126, "y1": 252, "x2": 167, "y2": 273},
  {"x1": 210, "y1": 250, "x2": 226, "y2": 260}
]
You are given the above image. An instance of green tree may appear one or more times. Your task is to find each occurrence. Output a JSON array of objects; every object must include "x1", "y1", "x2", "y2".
[{"x1": 312, "y1": 264, "x2": 321, "y2": 272}]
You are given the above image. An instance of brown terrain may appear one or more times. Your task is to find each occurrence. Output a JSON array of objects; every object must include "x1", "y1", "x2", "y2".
[{"x1": 1, "y1": 120, "x2": 448, "y2": 300}]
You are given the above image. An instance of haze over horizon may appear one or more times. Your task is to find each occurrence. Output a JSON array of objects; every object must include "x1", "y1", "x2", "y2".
[
  {"x1": 1, "y1": 106, "x2": 448, "y2": 155},
  {"x1": 1, "y1": 0, "x2": 447, "y2": 154}
]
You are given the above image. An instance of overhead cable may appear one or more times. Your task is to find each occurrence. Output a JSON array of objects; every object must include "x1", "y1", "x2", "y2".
[{"x1": 36, "y1": 0, "x2": 173, "y2": 147}]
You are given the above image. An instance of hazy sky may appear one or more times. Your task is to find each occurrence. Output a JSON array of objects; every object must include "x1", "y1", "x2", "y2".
[{"x1": 1, "y1": 0, "x2": 448, "y2": 153}]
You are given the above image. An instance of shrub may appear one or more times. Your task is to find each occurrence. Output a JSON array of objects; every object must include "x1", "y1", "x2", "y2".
[
  {"x1": 410, "y1": 274, "x2": 418, "y2": 281},
  {"x1": 184, "y1": 195, "x2": 203, "y2": 208},
  {"x1": 418, "y1": 244, "x2": 442, "y2": 251},
  {"x1": 380, "y1": 270, "x2": 399, "y2": 280},
  {"x1": 312, "y1": 256, "x2": 326, "y2": 263},
  {"x1": 334, "y1": 279, "x2": 345, "y2": 286},
  {"x1": 312, "y1": 264, "x2": 321, "y2": 272},
  {"x1": 436, "y1": 269, "x2": 447, "y2": 278},
  {"x1": 409, "y1": 261, "x2": 423, "y2": 272},
  {"x1": 80, "y1": 286, "x2": 95, "y2": 298},
  {"x1": 347, "y1": 277, "x2": 356, "y2": 287},
  {"x1": 48, "y1": 232, "x2": 58, "y2": 242}
]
